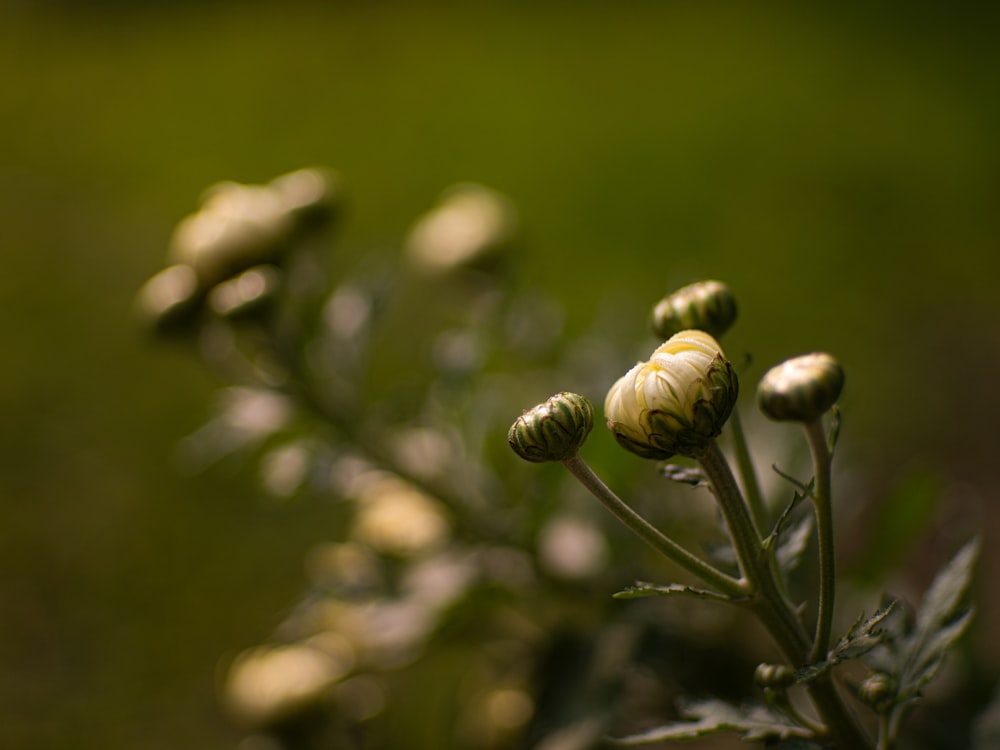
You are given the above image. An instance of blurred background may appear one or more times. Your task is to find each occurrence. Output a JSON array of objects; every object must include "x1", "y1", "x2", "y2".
[{"x1": 2, "y1": 1, "x2": 999, "y2": 748}]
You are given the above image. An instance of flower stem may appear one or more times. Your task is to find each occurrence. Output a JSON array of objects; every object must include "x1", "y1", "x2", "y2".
[
  {"x1": 728, "y1": 407, "x2": 768, "y2": 532},
  {"x1": 697, "y1": 439, "x2": 872, "y2": 749},
  {"x1": 804, "y1": 418, "x2": 836, "y2": 663},
  {"x1": 561, "y1": 454, "x2": 746, "y2": 598}
]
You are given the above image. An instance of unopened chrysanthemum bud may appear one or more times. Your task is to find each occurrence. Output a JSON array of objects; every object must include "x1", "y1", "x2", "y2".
[
  {"x1": 856, "y1": 672, "x2": 896, "y2": 712},
  {"x1": 509, "y1": 392, "x2": 594, "y2": 463},
  {"x1": 754, "y1": 662, "x2": 795, "y2": 690},
  {"x1": 651, "y1": 280, "x2": 737, "y2": 339},
  {"x1": 757, "y1": 353, "x2": 844, "y2": 422},
  {"x1": 605, "y1": 330, "x2": 738, "y2": 460}
]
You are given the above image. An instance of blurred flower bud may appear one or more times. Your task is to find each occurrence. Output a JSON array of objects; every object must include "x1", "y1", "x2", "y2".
[
  {"x1": 223, "y1": 642, "x2": 352, "y2": 729},
  {"x1": 605, "y1": 331, "x2": 738, "y2": 460},
  {"x1": 404, "y1": 183, "x2": 517, "y2": 274},
  {"x1": 651, "y1": 280, "x2": 737, "y2": 339},
  {"x1": 856, "y1": 672, "x2": 896, "y2": 712},
  {"x1": 508, "y1": 392, "x2": 594, "y2": 463},
  {"x1": 134, "y1": 264, "x2": 201, "y2": 334},
  {"x1": 168, "y1": 181, "x2": 295, "y2": 288},
  {"x1": 208, "y1": 265, "x2": 282, "y2": 320},
  {"x1": 268, "y1": 167, "x2": 340, "y2": 227},
  {"x1": 754, "y1": 662, "x2": 795, "y2": 690},
  {"x1": 757, "y1": 352, "x2": 844, "y2": 422}
]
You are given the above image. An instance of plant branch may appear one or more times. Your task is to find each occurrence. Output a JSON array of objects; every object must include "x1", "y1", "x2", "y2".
[{"x1": 561, "y1": 454, "x2": 746, "y2": 598}]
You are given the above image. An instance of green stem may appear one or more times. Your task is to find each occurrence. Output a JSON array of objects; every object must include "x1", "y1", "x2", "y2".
[
  {"x1": 561, "y1": 454, "x2": 746, "y2": 598},
  {"x1": 804, "y1": 418, "x2": 836, "y2": 663},
  {"x1": 729, "y1": 407, "x2": 768, "y2": 532},
  {"x1": 697, "y1": 439, "x2": 872, "y2": 750}
]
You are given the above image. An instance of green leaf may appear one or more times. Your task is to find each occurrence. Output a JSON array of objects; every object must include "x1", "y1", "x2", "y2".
[
  {"x1": 796, "y1": 603, "x2": 896, "y2": 683},
  {"x1": 613, "y1": 581, "x2": 737, "y2": 604},
  {"x1": 866, "y1": 539, "x2": 979, "y2": 736},
  {"x1": 897, "y1": 539, "x2": 979, "y2": 697},
  {"x1": 609, "y1": 699, "x2": 814, "y2": 745}
]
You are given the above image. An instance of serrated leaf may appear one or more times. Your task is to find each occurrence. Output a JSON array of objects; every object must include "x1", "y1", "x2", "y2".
[
  {"x1": 914, "y1": 538, "x2": 979, "y2": 635},
  {"x1": 898, "y1": 539, "x2": 979, "y2": 693},
  {"x1": 609, "y1": 699, "x2": 814, "y2": 745},
  {"x1": 613, "y1": 581, "x2": 736, "y2": 603},
  {"x1": 870, "y1": 539, "x2": 979, "y2": 738},
  {"x1": 796, "y1": 603, "x2": 896, "y2": 683}
]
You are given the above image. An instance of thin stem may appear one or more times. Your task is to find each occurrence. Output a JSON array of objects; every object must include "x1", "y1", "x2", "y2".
[
  {"x1": 728, "y1": 407, "x2": 768, "y2": 532},
  {"x1": 561, "y1": 454, "x2": 746, "y2": 598},
  {"x1": 697, "y1": 439, "x2": 873, "y2": 750},
  {"x1": 804, "y1": 418, "x2": 836, "y2": 663}
]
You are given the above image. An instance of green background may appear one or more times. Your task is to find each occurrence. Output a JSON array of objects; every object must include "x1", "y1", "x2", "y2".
[{"x1": 2, "y1": 2, "x2": 999, "y2": 747}]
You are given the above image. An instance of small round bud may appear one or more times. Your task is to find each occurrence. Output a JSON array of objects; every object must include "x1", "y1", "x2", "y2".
[
  {"x1": 605, "y1": 330, "x2": 738, "y2": 460},
  {"x1": 509, "y1": 392, "x2": 594, "y2": 463},
  {"x1": 856, "y1": 672, "x2": 896, "y2": 712},
  {"x1": 651, "y1": 280, "x2": 737, "y2": 339},
  {"x1": 754, "y1": 662, "x2": 795, "y2": 690},
  {"x1": 757, "y1": 353, "x2": 844, "y2": 422}
]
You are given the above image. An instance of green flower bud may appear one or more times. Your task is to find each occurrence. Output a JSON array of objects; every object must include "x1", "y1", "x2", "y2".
[
  {"x1": 509, "y1": 392, "x2": 594, "y2": 463},
  {"x1": 754, "y1": 662, "x2": 795, "y2": 690},
  {"x1": 856, "y1": 672, "x2": 896, "y2": 712},
  {"x1": 605, "y1": 330, "x2": 738, "y2": 460},
  {"x1": 651, "y1": 280, "x2": 737, "y2": 339},
  {"x1": 757, "y1": 353, "x2": 844, "y2": 422}
]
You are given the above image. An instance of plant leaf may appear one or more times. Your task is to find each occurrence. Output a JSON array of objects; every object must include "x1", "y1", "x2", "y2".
[
  {"x1": 897, "y1": 538, "x2": 979, "y2": 698},
  {"x1": 609, "y1": 699, "x2": 814, "y2": 745},
  {"x1": 865, "y1": 538, "x2": 979, "y2": 736},
  {"x1": 796, "y1": 603, "x2": 896, "y2": 683},
  {"x1": 613, "y1": 581, "x2": 737, "y2": 604}
]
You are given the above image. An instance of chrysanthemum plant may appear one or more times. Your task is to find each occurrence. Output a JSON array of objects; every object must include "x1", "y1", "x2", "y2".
[
  {"x1": 139, "y1": 169, "x2": 982, "y2": 750},
  {"x1": 510, "y1": 281, "x2": 979, "y2": 749}
]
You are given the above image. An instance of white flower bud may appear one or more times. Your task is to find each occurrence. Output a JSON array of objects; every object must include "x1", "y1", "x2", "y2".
[{"x1": 605, "y1": 330, "x2": 738, "y2": 460}]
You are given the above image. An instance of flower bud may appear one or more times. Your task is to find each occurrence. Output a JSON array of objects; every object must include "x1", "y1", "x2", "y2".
[
  {"x1": 168, "y1": 181, "x2": 296, "y2": 289},
  {"x1": 651, "y1": 280, "x2": 737, "y2": 339},
  {"x1": 856, "y1": 672, "x2": 896, "y2": 712},
  {"x1": 509, "y1": 392, "x2": 594, "y2": 463},
  {"x1": 757, "y1": 353, "x2": 844, "y2": 422},
  {"x1": 754, "y1": 662, "x2": 795, "y2": 690},
  {"x1": 134, "y1": 264, "x2": 201, "y2": 335},
  {"x1": 605, "y1": 330, "x2": 738, "y2": 460}
]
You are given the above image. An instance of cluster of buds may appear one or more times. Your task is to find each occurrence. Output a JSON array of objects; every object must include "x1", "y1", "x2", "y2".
[
  {"x1": 135, "y1": 167, "x2": 338, "y2": 334},
  {"x1": 604, "y1": 330, "x2": 738, "y2": 460}
]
